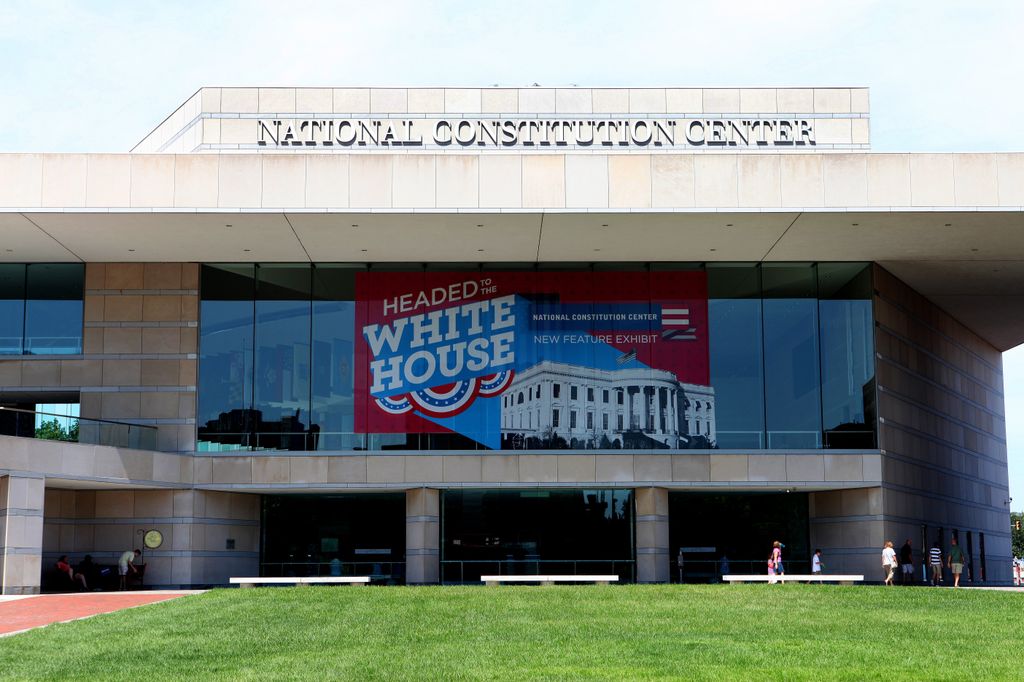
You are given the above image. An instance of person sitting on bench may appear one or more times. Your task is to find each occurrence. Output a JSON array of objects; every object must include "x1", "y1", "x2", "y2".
[{"x1": 56, "y1": 555, "x2": 88, "y2": 590}]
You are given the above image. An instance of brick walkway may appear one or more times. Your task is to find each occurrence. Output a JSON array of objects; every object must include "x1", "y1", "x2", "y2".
[{"x1": 0, "y1": 591, "x2": 201, "y2": 636}]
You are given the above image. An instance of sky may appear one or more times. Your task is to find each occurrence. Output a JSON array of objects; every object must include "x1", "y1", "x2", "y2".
[{"x1": 0, "y1": 0, "x2": 1021, "y2": 508}]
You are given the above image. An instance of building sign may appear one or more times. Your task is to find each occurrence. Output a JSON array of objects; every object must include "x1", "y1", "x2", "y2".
[
  {"x1": 354, "y1": 271, "x2": 714, "y2": 450},
  {"x1": 257, "y1": 118, "x2": 815, "y2": 148}
]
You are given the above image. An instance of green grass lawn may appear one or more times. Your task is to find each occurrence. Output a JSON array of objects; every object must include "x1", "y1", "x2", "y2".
[{"x1": 1, "y1": 585, "x2": 1020, "y2": 680}]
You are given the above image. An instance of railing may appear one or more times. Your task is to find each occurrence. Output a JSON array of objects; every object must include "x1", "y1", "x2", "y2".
[
  {"x1": 822, "y1": 430, "x2": 876, "y2": 449},
  {"x1": 714, "y1": 431, "x2": 765, "y2": 449},
  {"x1": 0, "y1": 406, "x2": 159, "y2": 450},
  {"x1": 440, "y1": 559, "x2": 636, "y2": 584},
  {"x1": 198, "y1": 432, "x2": 493, "y2": 452},
  {"x1": 766, "y1": 431, "x2": 822, "y2": 449},
  {"x1": 672, "y1": 558, "x2": 810, "y2": 583},
  {"x1": 23, "y1": 336, "x2": 83, "y2": 355},
  {"x1": 0, "y1": 336, "x2": 82, "y2": 355},
  {"x1": 200, "y1": 430, "x2": 877, "y2": 453},
  {"x1": 260, "y1": 561, "x2": 405, "y2": 584}
]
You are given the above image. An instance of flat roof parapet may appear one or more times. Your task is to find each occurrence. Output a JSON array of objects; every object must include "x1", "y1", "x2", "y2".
[{"x1": 133, "y1": 86, "x2": 870, "y2": 154}]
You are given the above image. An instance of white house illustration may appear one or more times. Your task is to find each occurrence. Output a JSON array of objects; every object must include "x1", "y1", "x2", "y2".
[{"x1": 500, "y1": 360, "x2": 715, "y2": 449}]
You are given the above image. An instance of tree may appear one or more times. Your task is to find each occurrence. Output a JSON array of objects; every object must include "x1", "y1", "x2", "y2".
[
  {"x1": 1012, "y1": 512, "x2": 1024, "y2": 559},
  {"x1": 35, "y1": 418, "x2": 78, "y2": 442}
]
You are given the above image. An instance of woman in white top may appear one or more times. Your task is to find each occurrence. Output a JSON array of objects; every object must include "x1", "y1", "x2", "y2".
[{"x1": 881, "y1": 541, "x2": 898, "y2": 585}]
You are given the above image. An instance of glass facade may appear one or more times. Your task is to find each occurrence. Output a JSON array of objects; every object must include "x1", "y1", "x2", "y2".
[
  {"x1": 668, "y1": 491, "x2": 810, "y2": 582},
  {"x1": 198, "y1": 262, "x2": 876, "y2": 452},
  {"x1": 0, "y1": 264, "x2": 83, "y2": 355},
  {"x1": 261, "y1": 493, "x2": 405, "y2": 582},
  {"x1": 441, "y1": 488, "x2": 635, "y2": 583}
]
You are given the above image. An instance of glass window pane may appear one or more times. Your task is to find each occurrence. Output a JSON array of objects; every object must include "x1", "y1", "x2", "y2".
[
  {"x1": 261, "y1": 493, "x2": 406, "y2": 580},
  {"x1": 708, "y1": 264, "x2": 764, "y2": 449},
  {"x1": 311, "y1": 265, "x2": 362, "y2": 450},
  {"x1": 201, "y1": 264, "x2": 256, "y2": 301},
  {"x1": 257, "y1": 263, "x2": 311, "y2": 300},
  {"x1": 0, "y1": 265, "x2": 25, "y2": 355},
  {"x1": 709, "y1": 299, "x2": 765, "y2": 448},
  {"x1": 253, "y1": 265, "x2": 311, "y2": 450},
  {"x1": 254, "y1": 298, "x2": 311, "y2": 451},
  {"x1": 818, "y1": 264, "x2": 875, "y2": 448},
  {"x1": 198, "y1": 300, "x2": 255, "y2": 450},
  {"x1": 442, "y1": 489, "x2": 635, "y2": 583},
  {"x1": 707, "y1": 262, "x2": 760, "y2": 299},
  {"x1": 763, "y1": 296, "x2": 822, "y2": 449},
  {"x1": 24, "y1": 264, "x2": 83, "y2": 354},
  {"x1": 762, "y1": 263, "x2": 820, "y2": 449},
  {"x1": 25, "y1": 263, "x2": 83, "y2": 299}
]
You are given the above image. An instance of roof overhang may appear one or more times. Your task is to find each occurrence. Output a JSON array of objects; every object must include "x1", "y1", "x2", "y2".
[
  {"x1": 3, "y1": 208, "x2": 1023, "y2": 351},
  {"x1": 2, "y1": 145, "x2": 1022, "y2": 350}
]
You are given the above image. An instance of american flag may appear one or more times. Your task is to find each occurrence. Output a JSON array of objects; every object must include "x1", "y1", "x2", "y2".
[
  {"x1": 616, "y1": 349, "x2": 638, "y2": 365},
  {"x1": 661, "y1": 307, "x2": 697, "y2": 341}
]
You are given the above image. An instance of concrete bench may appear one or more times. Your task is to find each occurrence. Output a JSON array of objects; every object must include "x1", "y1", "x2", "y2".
[
  {"x1": 723, "y1": 574, "x2": 864, "y2": 584},
  {"x1": 481, "y1": 575, "x2": 619, "y2": 586},
  {"x1": 229, "y1": 576, "x2": 370, "y2": 588}
]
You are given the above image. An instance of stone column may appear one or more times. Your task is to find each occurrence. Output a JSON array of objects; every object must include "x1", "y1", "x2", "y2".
[
  {"x1": 406, "y1": 488, "x2": 440, "y2": 584},
  {"x1": 809, "y1": 487, "x2": 883, "y2": 577},
  {"x1": 1, "y1": 475, "x2": 45, "y2": 595},
  {"x1": 643, "y1": 387, "x2": 651, "y2": 430},
  {"x1": 635, "y1": 487, "x2": 669, "y2": 583},
  {"x1": 626, "y1": 385, "x2": 634, "y2": 428}
]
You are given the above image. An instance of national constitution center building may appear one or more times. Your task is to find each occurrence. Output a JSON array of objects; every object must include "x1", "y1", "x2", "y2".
[{"x1": 0, "y1": 87, "x2": 1017, "y2": 592}]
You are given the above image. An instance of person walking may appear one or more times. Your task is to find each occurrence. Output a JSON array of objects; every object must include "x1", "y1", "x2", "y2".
[
  {"x1": 809, "y1": 548, "x2": 824, "y2": 583},
  {"x1": 899, "y1": 539, "x2": 914, "y2": 585},
  {"x1": 812, "y1": 548, "x2": 824, "y2": 574},
  {"x1": 882, "y1": 541, "x2": 898, "y2": 585},
  {"x1": 770, "y1": 541, "x2": 784, "y2": 582},
  {"x1": 947, "y1": 537, "x2": 966, "y2": 588},
  {"x1": 929, "y1": 541, "x2": 943, "y2": 586}
]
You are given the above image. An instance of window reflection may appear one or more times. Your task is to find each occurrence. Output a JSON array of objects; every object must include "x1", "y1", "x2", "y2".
[
  {"x1": 197, "y1": 262, "x2": 877, "y2": 452},
  {"x1": 818, "y1": 264, "x2": 876, "y2": 448},
  {"x1": 442, "y1": 489, "x2": 635, "y2": 583},
  {"x1": 198, "y1": 265, "x2": 255, "y2": 451},
  {"x1": 312, "y1": 265, "x2": 361, "y2": 450},
  {"x1": 0, "y1": 264, "x2": 82, "y2": 355},
  {"x1": 708, "y1": 265, "x2": 764, "y2": 449},
  {"x1": 262, "y1": 494, "x2": 406, "y2": 582},
  {"x1": 763, "y1": 298, "x2": 822, "y2": 448},
  {"x1": 0, "y1": 264, "x2": 25, "y2": 355}
]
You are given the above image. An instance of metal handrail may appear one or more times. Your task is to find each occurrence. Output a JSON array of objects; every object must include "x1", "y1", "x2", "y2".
[
  {"x1": 440, "y1": 558, "x2": 636, "y2": 584},
  {"x1": 0, "y1": 405, "x2": 158, "y2": 431}
]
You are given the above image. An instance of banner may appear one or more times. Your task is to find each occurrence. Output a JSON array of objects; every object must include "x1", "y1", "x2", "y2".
[{"x1": 355, "y1": 271, "x2": 712, "y2": 450}]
